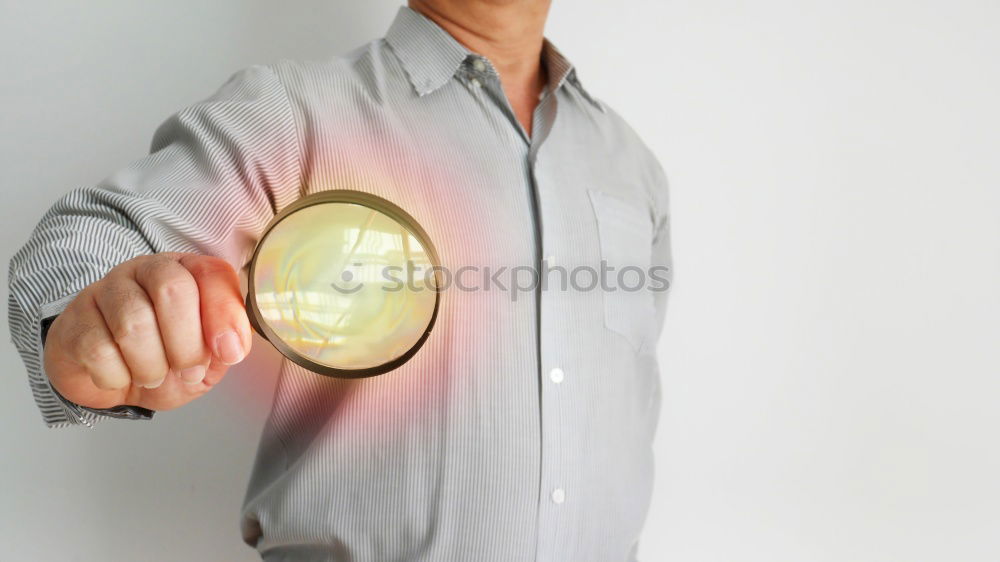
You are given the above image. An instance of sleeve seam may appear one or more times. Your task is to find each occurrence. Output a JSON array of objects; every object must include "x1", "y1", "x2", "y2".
[{"x1": 264, "y1": 62, "x2": 306, "y2": 199}]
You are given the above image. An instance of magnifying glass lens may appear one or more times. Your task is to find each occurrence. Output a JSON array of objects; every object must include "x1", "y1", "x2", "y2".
[{"x1": 248, "y1": 192, "x2": 439, "y2": 377}]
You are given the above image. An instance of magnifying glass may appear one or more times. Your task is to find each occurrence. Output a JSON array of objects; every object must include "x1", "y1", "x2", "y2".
[{"x1": 245, "y1": 190, "x2": 441, "y2": 378}]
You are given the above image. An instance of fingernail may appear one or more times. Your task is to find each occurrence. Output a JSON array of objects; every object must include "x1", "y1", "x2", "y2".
[
  {"x1": 179, "y1": 365, "x2": 206, "y2": 385},
  {"x1": 140, "y1": 378, "x2": 165, "y2": 389},
  {"x1": 215, "y1": 330, "x2": 245, "y2": 365}
]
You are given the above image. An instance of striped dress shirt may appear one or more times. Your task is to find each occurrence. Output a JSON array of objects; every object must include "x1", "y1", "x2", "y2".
[{"x1": 7, "y1": 6, "x2": 672, "y2": 561}]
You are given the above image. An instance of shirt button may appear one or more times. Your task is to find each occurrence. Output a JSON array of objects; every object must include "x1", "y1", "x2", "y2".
[
  {"x1": 549, "y1": 367, "x2": 564, "y2": 384},
  {"x1": 545, "y1": 255, "x2": 556, "y2": 267},
  {"x1": 472, "y1": 58, "x2": 487, "y2": 72},
  {"x1": 551, "y1": 488, "x2": 566, "y2": 504},
  {"x1": 470, "y1": 77, "x2": 482, "y2": 89}
]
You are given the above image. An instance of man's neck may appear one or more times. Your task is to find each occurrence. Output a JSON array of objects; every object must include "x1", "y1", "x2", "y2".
[{"x1": 408, "y1": 0, "x2": 551, "y2": 136}]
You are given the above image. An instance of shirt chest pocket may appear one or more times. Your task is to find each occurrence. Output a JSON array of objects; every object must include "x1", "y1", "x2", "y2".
[{"x1": 587, "y1": 189, "x2": 655, "y2": 352}]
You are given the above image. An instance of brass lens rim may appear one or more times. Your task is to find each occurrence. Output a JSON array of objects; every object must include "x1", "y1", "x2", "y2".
[{"x1": 245, "y1": 190, "x2": 441, "y2": 378}]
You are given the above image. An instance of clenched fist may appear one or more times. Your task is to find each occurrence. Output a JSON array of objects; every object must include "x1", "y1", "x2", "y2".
[{"x1": 43, "y1": 253, "x2": 252, "y2": 411}]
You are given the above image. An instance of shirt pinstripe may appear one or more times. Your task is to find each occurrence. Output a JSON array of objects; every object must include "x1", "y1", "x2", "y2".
[{"x1": 7, "y1": 7, "x2": 672, "y2": 561}]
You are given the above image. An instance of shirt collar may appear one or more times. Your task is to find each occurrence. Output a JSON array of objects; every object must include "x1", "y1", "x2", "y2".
[
  {"x1": 385, "y1": 6, "x2": 604, "y2": 112},
  {"x1": 541, "y1": 39, "x2": 605, "y2": 112}
]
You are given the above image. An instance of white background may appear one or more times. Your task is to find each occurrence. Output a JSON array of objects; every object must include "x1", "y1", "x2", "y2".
[{"x1": 2, "y1": 1, "x2": 998, "y2": 560}]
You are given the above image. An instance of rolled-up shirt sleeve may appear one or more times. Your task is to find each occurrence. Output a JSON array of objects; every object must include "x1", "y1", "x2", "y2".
[{"x1": 7, "y1": 64, "x2": 303, "y2": 427}]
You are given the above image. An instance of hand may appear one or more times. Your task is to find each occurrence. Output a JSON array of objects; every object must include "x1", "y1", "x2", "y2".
[{"x1": 43, "y1": 252, "x2": 252, "y2": 412}]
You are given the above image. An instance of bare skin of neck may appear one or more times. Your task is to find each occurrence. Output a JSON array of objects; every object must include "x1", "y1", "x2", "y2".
[{"x1": 408, "y1": 0, "x2": 551, "y2": 138}]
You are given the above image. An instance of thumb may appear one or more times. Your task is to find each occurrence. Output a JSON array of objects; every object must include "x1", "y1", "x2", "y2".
[{"x1": 177, "y1": 254, "x2": 252, "y2": 367}]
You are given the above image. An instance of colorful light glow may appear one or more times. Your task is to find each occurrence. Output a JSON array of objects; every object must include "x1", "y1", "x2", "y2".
[{"x1": 251, "y1": 201, "x2": 437, "y2": 371}]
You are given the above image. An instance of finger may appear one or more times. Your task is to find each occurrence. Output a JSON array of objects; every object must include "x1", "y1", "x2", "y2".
[
  {"x1": 179, "y1": 254, "x2": 251, "y2": 366},
  {"x1": 59, "y1": 291, "x2": 133, "y2": 391},
  {"x1": 133, "y1": 254, "x2": 209, "y2": 383},
  {"x1": 94, "y1": 274, "x2": 171, "y2": 389},
  {"x1": 201, "y1": 354, "x2": 231, "y2": 388}
]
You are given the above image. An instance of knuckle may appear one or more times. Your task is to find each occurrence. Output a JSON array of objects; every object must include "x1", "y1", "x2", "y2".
[
  {"x1": 133, "y1": 257, "x2": 159, "y2": 282},
  {"x1": 184, "y1": 256, "x2": 227, "y2": 278},
  {"x1": 63, "y1": 321, "x2": 98, "y2": 360},
  {"x1": 75, "y1": 283, "x2": 99, "y2": 305},
  {"x1": 158, "y1": 277, "x2": 198, "y2": 303},
  {"x1": 91, "y1": 372, "x2": 127, "y2": 391},
  {"x1": 109, "y1": 311, "x2": 157, "y2": 343},
  {"x1": 98, "y1": 277, "x2": 141, "y2": 310},
  {"x1": 135, "y1": 255, "x2": 191, "y2": 298},
  {"x1": 136, "y1": 253, "x2": 175, "y2": 273},
  {"x1": 79, "y1": 340, "x2": 121, "y2": 368}
]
